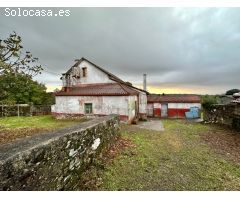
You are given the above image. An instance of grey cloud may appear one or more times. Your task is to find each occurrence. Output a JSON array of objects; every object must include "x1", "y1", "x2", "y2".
[{"x1": 0, "y1": 7, "x2": 239, "y2": 94}]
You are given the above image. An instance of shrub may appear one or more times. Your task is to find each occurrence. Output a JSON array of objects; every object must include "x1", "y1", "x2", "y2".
[{"x1": 201, "y1": 95, "x2": 218, "y2": 110}]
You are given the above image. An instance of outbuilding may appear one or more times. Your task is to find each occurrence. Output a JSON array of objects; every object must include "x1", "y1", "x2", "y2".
[{"x1": 147, "y1": 94, "x2": 201, "y2": 118}]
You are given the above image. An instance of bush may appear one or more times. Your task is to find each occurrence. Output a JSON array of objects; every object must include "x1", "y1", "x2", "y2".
[{"x1": 201, "y1": 95, "x2": 218, "y2": 110}]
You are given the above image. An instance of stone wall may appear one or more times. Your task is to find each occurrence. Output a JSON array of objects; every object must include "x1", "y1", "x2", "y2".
[
  {"x1": 203, "y1": 104, "x2": 240, "y2": 131},
  {"x1": 0, "y1": 115, "x2": 120, "y2": 190}
]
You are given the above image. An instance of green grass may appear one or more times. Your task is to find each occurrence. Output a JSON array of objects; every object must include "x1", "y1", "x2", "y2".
[
  {"x1": 0, "y1": 115, "x2": 87, "y2": 130},
  {"x1": 99, "y1": 120, "x2": 240, "y2": 191}
]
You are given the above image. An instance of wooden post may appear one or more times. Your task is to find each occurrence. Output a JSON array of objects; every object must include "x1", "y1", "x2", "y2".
[
  {"x1": 17, "y1": 104, "x2": 20, "y2": 117},
  {"x1": 30, "y1": 102, "x2": 33, "y2": 116}
]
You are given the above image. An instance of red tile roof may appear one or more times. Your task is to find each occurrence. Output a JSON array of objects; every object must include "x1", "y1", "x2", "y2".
[
  {"x1": 147, "y1": 94, "x2": 201, "y2": 103},
  {"x1": 55, "y1": 83, "x2": 139, "y2": 96}
]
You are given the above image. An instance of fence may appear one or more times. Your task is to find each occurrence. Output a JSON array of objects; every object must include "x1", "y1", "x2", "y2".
[{"x1": 0, "y1": 103, "x2": 51, "y2": 117}]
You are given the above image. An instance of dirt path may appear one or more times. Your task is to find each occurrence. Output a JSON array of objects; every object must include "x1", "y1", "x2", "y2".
[{"x1": 135, "y1": 119, "x2": 164, "y2": 131}]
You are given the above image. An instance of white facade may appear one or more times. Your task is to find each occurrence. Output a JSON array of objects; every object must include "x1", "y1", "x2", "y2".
[
  {"x1": 150, "y1": 103, "x2": 201, "y2": 109},
  {"x1": 62, "y1": 60, "x2": 115, "y2": 87},
  {"x1": 52, "y1": 95, "x2": 140, "y2": 122},
  {"x1": 52, "y1": 96, "x2": 127, "y2": 115},
  {"x1": 139, "y1": 92, "x2": 147, "y2": 114},
  {"x1": 168, "y1": 103, "x2": 201, "y2": 109}
]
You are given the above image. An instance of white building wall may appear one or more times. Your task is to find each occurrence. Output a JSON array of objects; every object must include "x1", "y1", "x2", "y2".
[
  {"x1": 168, "y1": 103, "x2": 201, "y2": 109},
  {"x1": 52, "y1": 95, "x2": 135, "y2": 117},
  {"x1": 147, "y1": 103, "x2": 154, "y2": 116},
  {"x1": 128, "y1": 96, "x2": 137, "y2": 120},
  {"x1": 138, "y1": 92, "x2": 147, "y2": 114},
  {"x1": 153, "y1": 103, "x2": 161, "y2": 109},
  {"x1": 69, "y1": 60, "x2": 115, "y2": 85}
]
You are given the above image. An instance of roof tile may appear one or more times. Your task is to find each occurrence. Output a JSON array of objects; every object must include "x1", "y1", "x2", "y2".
[
  {"x1": 147, "y1": 94, "x2": 201, "y2": 103},
  {"x1": 55, "y1": 83, "x2": 139, "y2": 96}
]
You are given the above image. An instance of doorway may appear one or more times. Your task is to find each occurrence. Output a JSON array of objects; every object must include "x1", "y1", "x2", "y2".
[{"x1": 161, "y1": 103, "x2": 168, "y2": 117}]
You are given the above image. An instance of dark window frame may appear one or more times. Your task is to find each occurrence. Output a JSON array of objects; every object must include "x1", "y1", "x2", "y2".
[
  {"x1": 82, "y1": 67, "x2": 87, "y2": 77},
  {"x1": 84, "y1": 103, "x2": 93, "y2": 114}
]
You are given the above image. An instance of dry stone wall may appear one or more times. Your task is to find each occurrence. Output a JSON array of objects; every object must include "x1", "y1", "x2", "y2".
[
  {"x1": 0, "y1": 115, "x2": 120, "y2": 190},
  {"x1": 203, "y1": 104, "x2": 240, "y2": 131}
]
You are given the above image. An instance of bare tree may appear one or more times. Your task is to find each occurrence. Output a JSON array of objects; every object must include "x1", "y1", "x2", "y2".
[{"x1": 0, "y1": 31, "x2": 43, "y2": 77}]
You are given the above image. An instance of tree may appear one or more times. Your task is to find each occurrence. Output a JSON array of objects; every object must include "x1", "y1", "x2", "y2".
[
  {"x1": 0, "y1": 73, "x2": 48, "y2": 105},
  {"x1": 42, "y1": 92, "x2": 55, "y2": 105},
  {"x1": 226, "y1": 89, "x2": 240, "y2": 95},
  {"x1": 0, "y1": 32, "x2": 52, "y2": 105},
  {"x1": 0, "y1": 31, "x2": 43, "y2": 77}
]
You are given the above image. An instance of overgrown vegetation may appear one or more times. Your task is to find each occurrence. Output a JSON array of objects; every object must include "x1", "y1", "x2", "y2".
[
  {"x1": 86, "y1": 120, "x2": 240, "y2": 191},
  {"x1": 201, "y1": 95, "x2": 218, "y2": 110}
]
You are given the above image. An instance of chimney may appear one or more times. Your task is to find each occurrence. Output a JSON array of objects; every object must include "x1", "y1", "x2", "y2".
[{"x1": 143, "y1": 74, "x2": 147, "y2": 91}]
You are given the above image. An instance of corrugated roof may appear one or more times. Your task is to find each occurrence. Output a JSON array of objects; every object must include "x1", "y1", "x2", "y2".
[
  {"x1": 55, "y1": 83, "x2": 139, "y2": 96},
  {"x1": 147, "y1": 94, "x2": 201, "y2": 103}
]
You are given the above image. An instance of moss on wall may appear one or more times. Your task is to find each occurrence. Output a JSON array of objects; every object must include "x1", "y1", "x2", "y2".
[{"x1": 0, "y1": 115, "x2": 120, "y2": 190}]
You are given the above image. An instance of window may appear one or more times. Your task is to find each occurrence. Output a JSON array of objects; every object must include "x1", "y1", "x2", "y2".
[
  {"x1": 82, "y1": 67, "x2": 87, "y2": 77},
  {"x1": 85, "y1": 103, "x2": 93, "y2": 114}
]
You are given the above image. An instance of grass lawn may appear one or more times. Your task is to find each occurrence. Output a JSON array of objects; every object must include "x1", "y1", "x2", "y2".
[
  {"x1": 0, "y1": 115, "x2": 88, "y2": 144},
  {"x1": 95, "y1": 120, "x2": 240, "y2": 191}
]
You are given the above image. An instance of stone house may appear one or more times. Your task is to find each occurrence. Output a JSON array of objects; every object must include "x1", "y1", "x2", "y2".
[{"x1": 51, "y1": 57, "x2": 148, "y2": 123}]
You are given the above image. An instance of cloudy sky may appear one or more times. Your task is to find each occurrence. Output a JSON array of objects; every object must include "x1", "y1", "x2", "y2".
[{"x1": 0, "y1": 7, "x2": 239, "y2": 94}]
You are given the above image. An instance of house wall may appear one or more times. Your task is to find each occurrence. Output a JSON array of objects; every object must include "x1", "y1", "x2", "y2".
[
  {"x1": 66, "y1": 60, "x2": 115, "y2": 86},
  {"x1": 168, "y1": 103, "x2": 201, "y2": 118},
  {"x1": 147, "y1": 103, "x2": 154, "y2": 116},
  {"x1": 52, "y1": 95, "x2": 138, "y2": 122},
  {"x1": 147, "y1": 102, "x2": 201, "y2": 118},
  {"x1": 153, "y1": 103, "x2": 161, "y2": 117},
  {"x1": 138, "y1": 92, "x2": 147, "y2": 120},
  {"x1": 127, "y1": 96, "x2": 137, "y2": 122}
]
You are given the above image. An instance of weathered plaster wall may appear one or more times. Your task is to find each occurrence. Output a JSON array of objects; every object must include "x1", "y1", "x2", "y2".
[
  {"x1": 147, "y1": 103, "x2": 154, "y2": 116},
  {"x1": 147, "y1": 102, "x2": 201, "y2": 118},
  {"x1": 153, "y1": 103, "x2": 161, "y2": 117},
  {"x1": 0, "y1": 115, "x2": 120, "y2": 191},
  {"x1": 168, "y1": 103, "x2": 201, "y2": 109},
  {"x1": 138, "y1": 92, "x2": 147, "y2": 119},
  {"x1": 128, "y1": 96, "x2": 137, "y2": 122},
  {"x1": 168, "y1": 103, "x2": 201, "y2": 118},
  {"x1": 67, "y1": 60, "x2": 115, "y2": 85},
  {"x1": 203, "y1": 104, "x2": 240, "y2": 131},
  {"x1": 52, "y1": 96, "x2": 129, "y2": 117}
]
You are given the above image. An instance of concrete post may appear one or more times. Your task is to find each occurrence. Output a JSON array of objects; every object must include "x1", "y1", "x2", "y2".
[{"x1": 143, "y1": 74, "x2": 147, "y2": 91}]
